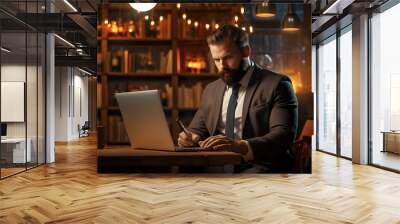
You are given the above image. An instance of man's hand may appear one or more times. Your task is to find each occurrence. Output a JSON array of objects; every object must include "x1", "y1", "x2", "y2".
[
  {"x1": 178, "y1": 131, "x2": 201, "y2": 147},
  {"x1": 198, "y1": 135, "x2": 249, "y2": 155}
]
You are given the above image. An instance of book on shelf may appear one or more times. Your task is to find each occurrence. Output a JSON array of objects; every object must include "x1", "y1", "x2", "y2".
[
  {"x1": 108, "y1": 115, "x2": 129, "y2": 143},
  {"x1": 109, "y1": 82, "x2": 126, "y2": 107},
  {"x1": 178, "y1": 82, "x2": 204, "y2": 109},
  {"x1": 159, "y1": 14, "x2": 171, "y2": 39},
  {"x1": 165, "y1": 49, "x2": 173, "y2": 74},
  {"x1": 164, "y1": 83, "x2": 173, "y2": 108},
  {"x1": 97, "y1": 82, "x2": 102, "y2": 108},
  {"x1": 109, "y1": 49, "x2": 172, "y2": 74}
]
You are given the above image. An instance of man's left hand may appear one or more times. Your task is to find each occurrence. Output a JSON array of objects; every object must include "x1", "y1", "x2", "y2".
[{"x1": 198, "y1": 135, "x2": 249, "y2": 155}]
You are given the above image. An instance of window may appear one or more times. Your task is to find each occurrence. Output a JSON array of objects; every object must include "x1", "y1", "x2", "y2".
[
  {"x1": 339, "y1": 27, "x2": 352, "y2": 158},
  {"x1": 370, "y1": 2, "x2": 400, "y2": 171},
  {"x1": 317, "y1": 35, "x2": 337, "y2": 154}
]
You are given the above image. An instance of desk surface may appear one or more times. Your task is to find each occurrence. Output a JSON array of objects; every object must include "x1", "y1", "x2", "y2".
[
  {"x1": 1, "y1": 138, "x2": 27, "y2": 143},
  {"x1": 98, "y1": 147, "x2": 242, "y2": 172}
]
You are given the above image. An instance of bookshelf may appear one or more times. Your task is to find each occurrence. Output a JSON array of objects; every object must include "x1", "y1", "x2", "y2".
[{"x1": 98, "y1": 3, "x2": 242, "y2": 145}]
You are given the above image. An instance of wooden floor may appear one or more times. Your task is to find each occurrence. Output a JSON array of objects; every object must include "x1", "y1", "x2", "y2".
[
  {"x1": 1, "y1": 136, "x2": 400, "y2": 223},
  {"x1": 372, "y1": 150, "x2": 400, "y2": 171}
]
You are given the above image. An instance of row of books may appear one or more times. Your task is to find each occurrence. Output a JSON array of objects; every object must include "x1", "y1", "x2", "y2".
[
  {"x1": 177, "y1": 82, "x2": 203, "y2": 109},
  {"x1": 107, "y1": 49, "x2": 173, "y2": 74},
  {"x1": 108, "y1": 115, "x2": 129, "y2": 143},
  {"x1": 107, "y1": 83, "x2": 173, "y2": 108}
]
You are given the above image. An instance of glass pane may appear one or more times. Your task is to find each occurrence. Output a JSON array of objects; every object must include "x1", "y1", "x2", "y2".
[
  {"x1": 38, "y1": 32, "x2": 45, "y2": 165},
  {"x1": 27, "y1": 31, "x2": 38, "y2": 169},
  {"x1": 371, "y1": 4, "x2": 400, "y2": 171},
  {"x1": 339, "y1": 29, "x2": 352, "y2": 158},
  {"x1": 317, "y1": 36, "x2": 337, "y2": 154},
  {"x1": 1, "y1": 31, "x2": 27, "y2": 177}
]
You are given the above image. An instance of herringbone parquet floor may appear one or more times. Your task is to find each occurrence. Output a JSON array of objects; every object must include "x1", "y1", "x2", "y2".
[{"x1": 1, "y1": 136, "x2": 400, "y2": 223}]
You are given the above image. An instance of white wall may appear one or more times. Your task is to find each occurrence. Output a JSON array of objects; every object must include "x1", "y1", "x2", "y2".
[{"x1": 55, "y1": 67, "x2": 89, "y2": 141}]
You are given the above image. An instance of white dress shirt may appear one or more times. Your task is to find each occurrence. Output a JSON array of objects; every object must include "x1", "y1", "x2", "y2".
[{"x1": 216, "y1": 64, "x2": 255, "y2": 161}]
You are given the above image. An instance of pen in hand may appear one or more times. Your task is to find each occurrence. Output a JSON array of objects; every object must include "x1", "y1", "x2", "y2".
[{"x1": 176, "y1": 118, "x2": 191, "y2": 136}]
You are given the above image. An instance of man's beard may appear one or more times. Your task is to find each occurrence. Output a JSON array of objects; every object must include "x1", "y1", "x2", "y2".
[{"x1": 219, "y1": 60, "x2": 246, "y2": 86}]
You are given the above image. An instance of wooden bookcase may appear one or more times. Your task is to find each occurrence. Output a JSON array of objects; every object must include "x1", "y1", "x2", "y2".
[{"x1": 98, "y1": 3, "x2": 242, "y2": 145}]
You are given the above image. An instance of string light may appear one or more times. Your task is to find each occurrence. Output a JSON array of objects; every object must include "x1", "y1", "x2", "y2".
[
  {"x1": 215, "y1": 23, "x2": 219, "y2": 29},
  {"x1": 128, "y1": 20, "x2": 134, "y2": 33},
  {"x1": 177, "y1": 3, "x2": 181, "y2": 9},
  {"x1": 182, "y1": 13, "x2": 187, "y2": 20},
  {"x1": 144, "y1": 15, "x2": 149, "y2": 20},
  {"x1": 194, "y1": 21, "x2": 198, "y2": 27},
  {"x1": 241, "y1": 7, "x2": 245, "y2": 14},
  {"x1": 150, "y1": 20, "x2": 155, "y2": 26},
  {"x1": 159, "y1": 16, "x2": 164, "y2": 21},
  {"x1": 187, "y1": 19, "x2": 192, "y2": 25},
  {"x1": 111, "y1": 20, "x2": 118, "y2": 34},
  {"x1": 205, "y1": 23, "x2": 210, "y2": 30}
]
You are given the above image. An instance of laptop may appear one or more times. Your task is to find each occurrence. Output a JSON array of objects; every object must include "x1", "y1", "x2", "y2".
[{"x1": 115, "y1": 90, "x2": 203, "y2": 152}]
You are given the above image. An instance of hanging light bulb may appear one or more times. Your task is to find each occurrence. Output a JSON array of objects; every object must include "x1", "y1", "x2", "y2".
[
  {"x1": 159, "y1": 16, "x2": 164, "y2": 22},
  {"x1": 240, "y1": 6, "x2": 245, "y2": 15},
  {"x1": 215, "y1": 23, "x2": 219, "y2": 29},
  {"x1": 234, "y1": 15, "x2": 239, "y2": 22},
  {"x1": 144, "y1": 15, "x2": 149, "y2": 20},
  {"x1": 282, "y1": 4, "x2": 301, "y2": 32},
  {"x1": 150, "y1": 20, "x2": 155, "y2": 26},
  {"x1": 205, "y1": 23, "x2": 210, "y2": 30},
  {"x1": 249, "y1": 25, "x2": 254, "y2": 33},
  {"x1": 255, "y1": 0, "x2": 276, "y2": 18},
  {"x1": 194, "y1": 21, "x2": 198, "y2": 27},
  {"x1": 129, "y1": 3, "x2": 157, "y2": 12},
  {"x1": 177, "y1": 3, "x2": 181, "y2": 9},
  {"x1": 182, "y1": 13, "x2": 187, "y2": 20},
  {"x1": 187, "y1": 19, "x2": 192, "y2": 25},
  {"x1": 104, "y1": 19, "x2": 109, "y2": 24},
  {"x1": 241, "y1": 26, "x2": 246, "y2": 31}
]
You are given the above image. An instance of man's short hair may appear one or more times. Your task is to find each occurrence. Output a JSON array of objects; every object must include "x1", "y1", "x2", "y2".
[{"x1": 206, "y1": 24, "x2": 249, "y2": 49}]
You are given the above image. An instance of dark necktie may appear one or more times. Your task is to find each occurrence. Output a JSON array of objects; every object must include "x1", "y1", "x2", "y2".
[{"x1": 225, "y1": 84, "x2": 240, "y2": 139}]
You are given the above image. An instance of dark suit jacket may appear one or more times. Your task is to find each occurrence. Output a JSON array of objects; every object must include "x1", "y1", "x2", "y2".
[{"x1": 188, "y1": 65, "x2": 298, "y2": 172}]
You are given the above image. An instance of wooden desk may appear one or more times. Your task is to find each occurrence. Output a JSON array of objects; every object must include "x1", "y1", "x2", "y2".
[
  {"x1": 1, "y1": 138, "x2": 32, "y2": 164},
  {"x1": 382, "y1": 131, "x2": 400, "y2": 154},
  {"x1": 97, "y1": 147, "x2": 242, "y2": 173}
]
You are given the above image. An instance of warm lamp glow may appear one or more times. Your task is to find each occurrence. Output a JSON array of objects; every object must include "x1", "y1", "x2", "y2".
[
  {"x1": 129, "y1": 3, "x2": 157, "y2": 12},
  {"x1": 255, "y1": 1, "x2": 276, "y2": 18}
]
